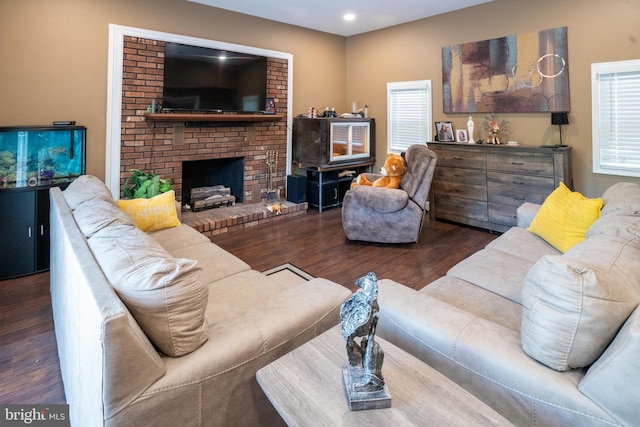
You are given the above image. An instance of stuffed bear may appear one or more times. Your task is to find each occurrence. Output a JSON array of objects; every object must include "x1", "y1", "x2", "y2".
[{"x1": 351, "y1": 153, "x2": 406, "y2": 189}]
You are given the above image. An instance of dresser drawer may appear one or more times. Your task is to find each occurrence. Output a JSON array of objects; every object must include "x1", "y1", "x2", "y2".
[
  {"x1": 487, "y1": 171, "x2": 555, "y2": 193},
  {"x1": 432, "y1": 148, "x2": 486, "y2": 169},
  {"x1": 435, "y1": 167, "x2": 487, "y2": 201},
  {"x1": 487, "y1": 153, "x2": 554, "y2": 175},
  {"x1": 488, "y1": 203, "x2": 518, "y2": 227},
  {"x1": 435, "y1": 195, "x2": 488, "y2": 222},
  {"x1": 487, "y1": 186, "x2": 549, "y2": 207}
]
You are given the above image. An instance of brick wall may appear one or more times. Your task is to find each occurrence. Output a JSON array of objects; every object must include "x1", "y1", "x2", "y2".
[{"x1": 120, "y1": 36, "x2": 288, "y2": 203}]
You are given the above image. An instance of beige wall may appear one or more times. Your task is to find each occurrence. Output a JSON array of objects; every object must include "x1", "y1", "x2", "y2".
[
  {"x1": 347, "y1": 0, "x2": 640, "y2": 196},
  {"x1": 0, "y1": 0, "x2": 346, "y2": 180},
  {"x1": 2, "y1": 0, "x2": 639, "y2": 195}
]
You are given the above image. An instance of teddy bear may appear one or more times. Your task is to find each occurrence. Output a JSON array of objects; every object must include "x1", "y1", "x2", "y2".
[{"x1": 351, "y1": 153, "x2": 406, "y2": 189}]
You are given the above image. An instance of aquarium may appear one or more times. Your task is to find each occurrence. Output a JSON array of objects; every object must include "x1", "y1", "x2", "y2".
[{"x1": 0, "y1": 125, "x2": 86, "y2": 189}]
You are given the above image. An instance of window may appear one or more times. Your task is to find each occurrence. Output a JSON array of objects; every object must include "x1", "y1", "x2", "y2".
[
  {"x1": 387, "y1": 80, "x2": 432, "y2": 153},
  {"x1": 592, "y1": 59, "x2": 640, "y2": 177}
]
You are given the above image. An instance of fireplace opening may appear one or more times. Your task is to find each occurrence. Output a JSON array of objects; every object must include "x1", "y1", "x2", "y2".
[{"x1": 182, "y1": 157, "x2": 244, "y2": 208}]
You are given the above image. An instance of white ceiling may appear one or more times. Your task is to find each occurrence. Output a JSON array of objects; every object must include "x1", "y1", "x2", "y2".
[{"x1": 188, "y1": 0, "x2": 493, "y2": 37}]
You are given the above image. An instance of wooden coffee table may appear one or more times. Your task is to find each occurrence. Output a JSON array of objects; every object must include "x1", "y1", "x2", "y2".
[{"x1": 256, "y1": 326, "x2": 512, "y2": 426}]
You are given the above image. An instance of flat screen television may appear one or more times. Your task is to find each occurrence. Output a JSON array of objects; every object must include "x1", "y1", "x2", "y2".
[{"x1": 162, "y1": 42, "x2": 267, "y2": 113}]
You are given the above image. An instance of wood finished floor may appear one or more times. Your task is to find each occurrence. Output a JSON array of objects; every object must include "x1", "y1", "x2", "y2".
[{"x1": 0, "y1": 208, "x2": 497, "y2": 404}]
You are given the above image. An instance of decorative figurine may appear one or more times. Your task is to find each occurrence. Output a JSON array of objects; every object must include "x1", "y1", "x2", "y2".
[
  {"x1": 467, "y1": 116, "x2": 475, "y2": 144},
  {"x1": 340, "y1": 272, "x2": 391, "y2": 411},
  {"x1": 481, "y1": 114, "x2": 510, "y2": 145}
]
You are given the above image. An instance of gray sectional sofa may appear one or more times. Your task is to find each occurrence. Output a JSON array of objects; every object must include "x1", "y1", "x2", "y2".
[
  {"x1": 49, "y1": 176, "x2": 351, "y2": 427},
  {"x1": 377, "y1": 182, "x2": 640, "y2": 426}
]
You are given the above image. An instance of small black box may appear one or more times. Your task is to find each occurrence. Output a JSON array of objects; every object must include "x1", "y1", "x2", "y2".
[{"x1": 286, "y1": 175, "x2": 306, "y2": 203}]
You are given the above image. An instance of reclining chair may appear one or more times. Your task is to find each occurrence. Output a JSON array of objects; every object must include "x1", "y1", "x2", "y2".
[{"x1": 342, "y1": 144, "x2": 437, "y2": 243}]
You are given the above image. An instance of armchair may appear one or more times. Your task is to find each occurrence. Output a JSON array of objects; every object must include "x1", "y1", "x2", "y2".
[{"x1": 342, "y1": 144, "x2": 437, "y2": 243}]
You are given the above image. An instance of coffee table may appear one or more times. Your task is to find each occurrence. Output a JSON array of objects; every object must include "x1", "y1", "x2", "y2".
[{"x1": 256, "y1": 326, "x2": 512, "y2": 426}]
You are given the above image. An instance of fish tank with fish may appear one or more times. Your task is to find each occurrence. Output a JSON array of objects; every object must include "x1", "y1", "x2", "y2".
[{"x1": 0, "y1": 125, "x2": 86, "y2": 189}]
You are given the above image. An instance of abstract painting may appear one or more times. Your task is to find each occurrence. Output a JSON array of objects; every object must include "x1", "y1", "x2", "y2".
[{"x1": 442, "y1": 27, "x2": 569, "y2": 113}]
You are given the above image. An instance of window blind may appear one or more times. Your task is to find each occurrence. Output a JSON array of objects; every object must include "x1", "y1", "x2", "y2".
[
  {"x1": 592, "y1": 60, "x2": 640, "y2": 177},
  {"x1": 387, "y1": 81, "x2": 432, "y2": 153}
]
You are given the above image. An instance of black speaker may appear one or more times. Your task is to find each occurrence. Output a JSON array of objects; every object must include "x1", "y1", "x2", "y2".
[{"x1": 286, "y1": 175, "x2": 306, "y2": 203}]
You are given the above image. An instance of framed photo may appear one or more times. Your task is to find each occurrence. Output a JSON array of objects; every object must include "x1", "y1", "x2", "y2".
[
  {"x1": 435, "y1": 121, "x2": 454, "y2": 142},
  {"x1": 456, "y1": 129, "x2": 468, "y2": 143},
  {"x1": 265, "y1": 97, "x2": 276, "y2": 114}
]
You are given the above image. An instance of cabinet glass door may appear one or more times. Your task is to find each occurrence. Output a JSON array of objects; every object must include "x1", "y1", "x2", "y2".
[{"x1": 330, "y1": 122, "x2": 370, "y2": 162}]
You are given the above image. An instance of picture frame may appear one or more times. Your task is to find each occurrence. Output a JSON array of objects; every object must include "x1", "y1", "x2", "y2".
[
  {"x1": 435, "y1": 121, "x2": 454, "y2": 142},
  {"x1": 456, "y1": 129, "x2": 468, "y2": 143},
  {"x1": 265, "y1": 97, "x2": 276, "y2": 114}
]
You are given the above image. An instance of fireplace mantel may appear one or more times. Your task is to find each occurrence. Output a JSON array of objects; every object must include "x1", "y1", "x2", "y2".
[{"x1": 144, "y1": 113, "x2": 284, "y2": 123}]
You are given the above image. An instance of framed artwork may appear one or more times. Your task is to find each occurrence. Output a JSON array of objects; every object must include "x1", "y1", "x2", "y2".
[
  {"x1": 265, "y1": 97, "x2": 276, "y2": 114},
  {"x1": 435, "y1": 122, "x2": 454, "y2": 142},
  {"x1": 442, "y1": 27, "x2": 569, "y2": 113},
  {"x1": 456, "y1": 129, "x2": 468, "y2": 143}
]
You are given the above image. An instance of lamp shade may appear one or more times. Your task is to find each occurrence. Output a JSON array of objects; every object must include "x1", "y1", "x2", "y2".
[{"x1": 551, "y1": 112, "x2": 569, "y2": 125}]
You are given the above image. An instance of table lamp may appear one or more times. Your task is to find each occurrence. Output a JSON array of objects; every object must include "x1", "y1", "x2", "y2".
[{"x1": 551, "y1": 112, "x2": 569, "y2": 146}]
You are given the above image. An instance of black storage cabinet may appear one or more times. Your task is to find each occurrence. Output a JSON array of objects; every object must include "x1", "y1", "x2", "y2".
[{"x1": 0, "y1": 125, "x2": 86, "y2": 279}]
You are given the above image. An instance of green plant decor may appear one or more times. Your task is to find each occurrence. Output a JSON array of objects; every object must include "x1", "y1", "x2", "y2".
[{"x1": 123, "y1": 169, "x2": 172, "y2": 199}]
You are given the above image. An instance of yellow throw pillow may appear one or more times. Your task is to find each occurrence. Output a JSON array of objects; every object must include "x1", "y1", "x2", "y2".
[
  {"x1": 117, "y1": 190, "x2": 180, "y2": 232},
  {"x1": 527, "y1": 183, "x2": 603, "y2": 253}
]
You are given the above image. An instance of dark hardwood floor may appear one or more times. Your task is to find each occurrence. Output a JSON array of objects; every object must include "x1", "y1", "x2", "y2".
[
  {"x1": 212, "y1": 208, "x2": 497, "y2": 291},
  {"x1": 0, "y1": 208, "x2": 497, "y2": 404}
]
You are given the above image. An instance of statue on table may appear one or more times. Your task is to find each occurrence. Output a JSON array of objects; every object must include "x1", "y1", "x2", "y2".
[{"x1": 340, "y1": 272, "x2": 390, "y2": 410}]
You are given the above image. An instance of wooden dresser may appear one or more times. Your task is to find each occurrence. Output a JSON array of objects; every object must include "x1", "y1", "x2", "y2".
[{"x1": 429, "y1": 142, "x2": 572, "y2": 232}]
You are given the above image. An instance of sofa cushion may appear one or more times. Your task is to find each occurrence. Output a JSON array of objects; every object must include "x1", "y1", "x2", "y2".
[
  {"x1": 72, "y1": 196, "x2": 134, "y2": 237},
  {"x1": 88, "y1": 223, "x2": 208, "y2": 357},
  {"x1": 447, "y1": 248, "x2": 535, "y2": 304},
  {"x1": 527, "y1": 182, "x2": 603, "y2": 253},
  {"x1": 63, "y1": 175, "x2": 114, "y2": 209},
  {"x1": 521, "y1": 234, "x2": 640, "y2": 371},
  {"x1": 485, "y1": 226, "x2": 560, "y2": 264},
  {"x1": 117, "y1": 190, "x2": 181, "y2": 232},
  {"x1": 600, "y1": 181, "x2": 640, "y2": 216}
]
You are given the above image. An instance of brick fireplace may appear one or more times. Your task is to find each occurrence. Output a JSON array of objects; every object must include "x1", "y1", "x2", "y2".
[{"x1": 119, "y1": 36, "x2": 288, "y2": 204}]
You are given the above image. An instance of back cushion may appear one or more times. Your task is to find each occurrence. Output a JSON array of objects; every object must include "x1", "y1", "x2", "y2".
[
  {"x1": 586, "y1": 214, "x2": 640, "y2": 240},
  {"x1": 600, "y1": 182, "x2": 640, "y2": 216},
  {"x1": 521, "y1": 234, "x2": 640, "y2": 371},
  {"x1": 63, "y1": 175, "x2": 114, "y2": 209},
  {"x1": 578, "y1": 308, "x2": 640, "y2": 426},
  {"x1": 88, "y1": 224, "x2": 209, "y2": 357},
  {"x1": 72, "y1": 196, "x2": 134, "y2": 237}
]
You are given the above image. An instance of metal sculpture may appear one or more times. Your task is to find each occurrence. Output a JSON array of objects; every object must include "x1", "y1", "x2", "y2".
[{"x1": 340, "y1": 272, "x2": 391, "y2": 410}]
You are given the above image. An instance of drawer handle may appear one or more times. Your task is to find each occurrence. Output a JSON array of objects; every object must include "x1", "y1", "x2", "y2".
[
  {"x1": 512, "y1": 181, "x2": 525, "y2": 185},
  {"x1": 452, "y1": 156, "x2": 464, "y2": 161},
  {"x1": 511, "y1": 162, "x2": 524, "y2": 166},
  {"x1": 513, "y1": 196, "x2": 526, "y2": 201}
]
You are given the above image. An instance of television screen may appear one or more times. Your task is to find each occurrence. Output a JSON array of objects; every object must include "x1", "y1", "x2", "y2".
[{"x1": 162, "y1": 42, "x2": 267, "y2": 112}]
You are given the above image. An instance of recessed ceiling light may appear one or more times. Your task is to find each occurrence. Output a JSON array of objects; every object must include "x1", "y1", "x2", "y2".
[{"x1": 343, "y1": 13, "x2": 356, "y2": 22}]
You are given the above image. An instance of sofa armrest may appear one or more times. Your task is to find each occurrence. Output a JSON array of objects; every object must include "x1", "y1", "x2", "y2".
[{"x1": 516, "y1": 202, "x2": 540, "y2": 228}]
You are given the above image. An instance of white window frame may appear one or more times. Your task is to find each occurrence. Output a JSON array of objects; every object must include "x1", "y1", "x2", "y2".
[
  {"x1": 592, "y1": 59, "x2": 640, "y2": 177},
  {"x1": 387, "y1": 80, "x2": 432, "y2": 154}
]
